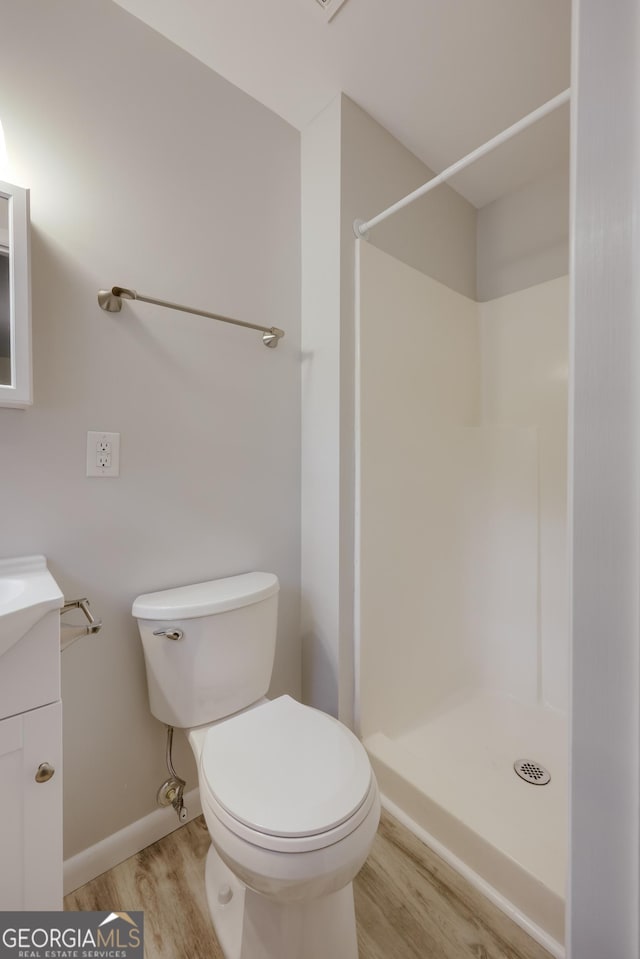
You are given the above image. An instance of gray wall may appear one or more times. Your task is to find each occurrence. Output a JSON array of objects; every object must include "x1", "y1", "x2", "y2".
[
  {"x1": 476, "y1": 167, "x2": 570, "y2": 302},
  {"x1": 0, "y1": 0, "x2": 301, "y2": 858},
  {"x1": 341, "y1": 97, "x2": 477, "y2": 302}
]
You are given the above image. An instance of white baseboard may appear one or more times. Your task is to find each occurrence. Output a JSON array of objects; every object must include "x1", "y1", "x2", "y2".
[{"x1": 64, "y1": 787, "x2": 202, "y2": 896}]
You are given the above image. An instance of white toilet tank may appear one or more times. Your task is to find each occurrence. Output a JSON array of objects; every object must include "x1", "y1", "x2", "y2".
[{"x1": 132, "y1": 572, "x2": 279, "y2": 728}]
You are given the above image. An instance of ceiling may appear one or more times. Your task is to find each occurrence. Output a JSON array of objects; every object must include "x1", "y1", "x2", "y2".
[{"x1": 113, "y1": 0, "x2": 571, "y2": 208}]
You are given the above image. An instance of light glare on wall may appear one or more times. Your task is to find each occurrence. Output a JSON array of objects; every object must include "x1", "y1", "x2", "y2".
[{"x1": 0, "y1": 120, "x2": 9, "y2": 180}]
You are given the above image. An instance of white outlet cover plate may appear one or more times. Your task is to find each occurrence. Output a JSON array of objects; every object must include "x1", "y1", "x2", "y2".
[{"x1": 87, "y1": 431, "x2": 120, "y2": 478}]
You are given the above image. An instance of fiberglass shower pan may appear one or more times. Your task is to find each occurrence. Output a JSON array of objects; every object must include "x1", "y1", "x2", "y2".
[{"x1": 355, "y1": 241, "x2": 569, "y2": 958}]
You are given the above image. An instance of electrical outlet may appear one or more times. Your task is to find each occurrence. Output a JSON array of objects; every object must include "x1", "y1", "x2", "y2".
[{"x1": 87, "y1": 431, "x2": 120, "y2": 478}]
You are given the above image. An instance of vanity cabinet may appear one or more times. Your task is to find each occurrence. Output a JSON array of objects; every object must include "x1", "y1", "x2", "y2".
[
  {"x1": 0, "y1": 561, "x2": 64, "y2": 910},
  {"x1": 0, "y1": 700, "x2": 62, "y2": 908}
]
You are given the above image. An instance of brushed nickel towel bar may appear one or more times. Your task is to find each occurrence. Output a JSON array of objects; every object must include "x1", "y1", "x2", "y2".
[{"x1": 98, "y1": 286, "x2": 285, "y2": 349}]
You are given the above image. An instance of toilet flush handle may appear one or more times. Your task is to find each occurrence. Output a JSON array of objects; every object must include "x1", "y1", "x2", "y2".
[{"x1": 153, "y1": 628, "x2": 183, "y2": 641}]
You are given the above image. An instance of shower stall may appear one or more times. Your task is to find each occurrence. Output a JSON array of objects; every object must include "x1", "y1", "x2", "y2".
[{"x1": 355, "y1": 239, "x2": 569, "y2": 956}]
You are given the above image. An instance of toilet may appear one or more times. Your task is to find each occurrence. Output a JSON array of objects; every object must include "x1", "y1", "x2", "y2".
[{"x1": 132, "y1": 571, "x2": 380, "y2": 959}]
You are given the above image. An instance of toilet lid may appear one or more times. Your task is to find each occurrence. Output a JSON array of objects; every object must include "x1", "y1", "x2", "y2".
[{"x1": 200, "y1": 696, "x2": 372, "y2": 840}]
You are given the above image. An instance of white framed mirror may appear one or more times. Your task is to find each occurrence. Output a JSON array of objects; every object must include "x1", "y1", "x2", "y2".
[{"x1": 0, "y1": 179, "x2": 31, "y2": 408}]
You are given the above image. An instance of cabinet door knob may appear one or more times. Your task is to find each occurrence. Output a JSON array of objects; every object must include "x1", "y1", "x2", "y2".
[{"x1": 35, "y1": 762, "x2": 55, "y2": 783}]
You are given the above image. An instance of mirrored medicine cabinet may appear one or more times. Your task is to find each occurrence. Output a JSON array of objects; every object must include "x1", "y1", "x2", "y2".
[{"x1": 0, "y1": 179, "x2": 31, "y2": 408}]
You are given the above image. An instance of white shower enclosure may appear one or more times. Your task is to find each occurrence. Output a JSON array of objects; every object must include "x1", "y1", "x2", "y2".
[{"x1": 355, "y1": 240, "x2": 569, "y2": 955}]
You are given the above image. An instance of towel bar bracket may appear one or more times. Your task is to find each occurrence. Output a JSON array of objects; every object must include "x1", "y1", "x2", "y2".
[{"x1": 60, "y1": 597, "x2": 102, "y2": 637}]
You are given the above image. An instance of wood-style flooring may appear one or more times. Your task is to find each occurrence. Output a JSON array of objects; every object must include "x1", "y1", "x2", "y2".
[{"x1": 65, "y1": 809, "x2": 554, "y2": 959}]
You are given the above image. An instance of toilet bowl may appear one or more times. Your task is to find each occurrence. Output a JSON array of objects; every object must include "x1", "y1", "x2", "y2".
[
  {"x1": 133, "y1": 572, "x2": 380, "y2": 959},
  {"x1": 191, "y1": 696, "x2": 380, "y2": 959}
]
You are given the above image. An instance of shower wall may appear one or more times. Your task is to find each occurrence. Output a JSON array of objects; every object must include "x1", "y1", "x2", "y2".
[
  {"x1": 357, "y1": 241, "x2": 568, "y2": 737},
  {"x1": 480, "y1": 277, "x2": 569, "y2": 710}
]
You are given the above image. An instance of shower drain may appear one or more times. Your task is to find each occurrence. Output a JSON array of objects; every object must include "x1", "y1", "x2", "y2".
[{"x1": 513, "y1": 758, "x2": 551, "y2": 786}]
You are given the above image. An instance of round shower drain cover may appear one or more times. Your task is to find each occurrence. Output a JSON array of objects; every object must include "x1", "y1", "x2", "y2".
[{"x1": 513, "y1": 758, "x2": 551, "y2": 786}]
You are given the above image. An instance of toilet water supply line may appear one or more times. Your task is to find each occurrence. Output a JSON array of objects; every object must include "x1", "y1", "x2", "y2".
[{"x1": 158, "y1": 725, "x2": 188, "y2": 823}]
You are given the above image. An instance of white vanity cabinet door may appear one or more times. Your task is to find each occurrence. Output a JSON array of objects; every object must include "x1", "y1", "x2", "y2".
[{"x1": 0, "y1": 700, "x2": 62, "y2": 909}]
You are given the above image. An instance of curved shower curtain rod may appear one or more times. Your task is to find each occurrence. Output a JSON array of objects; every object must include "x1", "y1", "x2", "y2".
[{"x1": 354, "y1": 88, "x2": 571, "y2": 239}]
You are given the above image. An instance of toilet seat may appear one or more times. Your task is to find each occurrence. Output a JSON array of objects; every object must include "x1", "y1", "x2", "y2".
[{"x1": 199, "y1": 696, "x2": 374, "y2": 853}]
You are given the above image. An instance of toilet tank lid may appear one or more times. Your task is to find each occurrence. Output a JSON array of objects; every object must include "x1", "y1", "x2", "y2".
[{"x1": 132, "y1": 572, "x2": 279, "y2": 620}]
